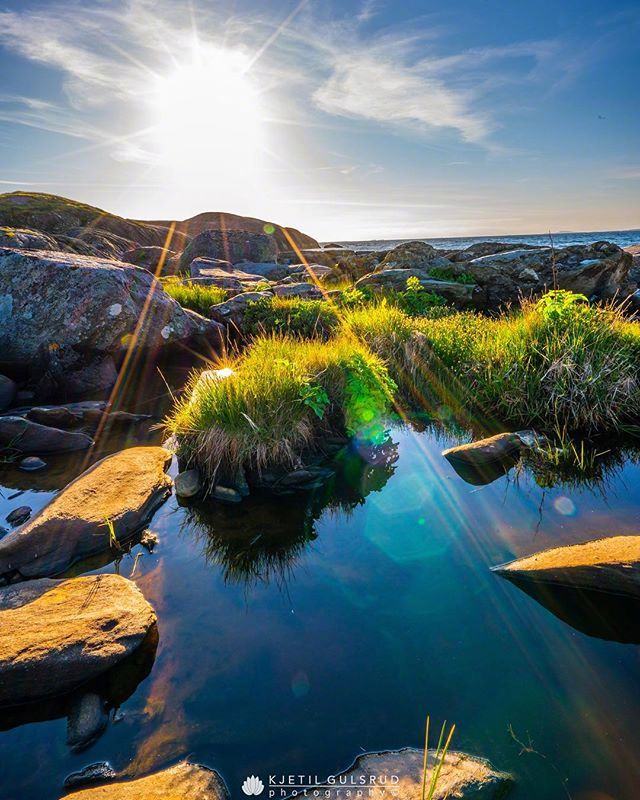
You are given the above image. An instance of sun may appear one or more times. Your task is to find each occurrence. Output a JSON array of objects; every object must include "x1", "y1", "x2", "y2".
[{"x1": 150, "y1": 45, "x2": 263, "y2": 176}]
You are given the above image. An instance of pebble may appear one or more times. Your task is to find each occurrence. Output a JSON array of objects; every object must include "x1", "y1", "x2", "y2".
[
  {"x1": 174, "y1": 468, "x2": 201, "y2": 498},
  {"x1": 213, "y1": 485, "x2": 242, "y2": 503},
  {"x1": 6, "y1": 506, "x2": 31, "y2": 526},
  {"x1": 19, "y1": 456, "x2": 47, "y2": 472}
]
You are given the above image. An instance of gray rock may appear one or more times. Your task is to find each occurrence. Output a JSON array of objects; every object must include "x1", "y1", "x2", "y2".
[
  {"x1": 0, "y1": 249, "x2": 203, "y2": 389},
  {"x1": 288, "y1": 263, "x2": 334, "y2": 281},
  {"x1": 19, "y1": 456, "x2": 47, "y2": 472},
  {"x1": 0, "y1": 416, "x2": 94, "y2": 454},
  {"x1": 175, "y1": 469, "x2": 201, "y2": 498},
  {"x1": 0, "y1": 374, "x2": 16, "y2": 411},
  {"x1": 6, "y1": 506, "x2": 32, "y2": 526},
  {"x1": 378, "y1": 241, "x2": 439, "y2": 270},
  {"x1": 0, "y1": 226, "x2": 57, "y2": 251},
  {"x1": 213, "y1": 486, "x2": 242, "y2": 503},
  {"x1": 186, "y1": 263, "x2": 265, "y2": 291},
  {"x1": 67, "y1": 692, "x2": 108, "y2": 752},
  {"x1": 179, "y1": 229, "x2": 277, "y2": 272},
  {"x1": 0, "y1": 446, "x2": 172, "y2": 581},
  {"x1": 64, "y1": 762, "x2": 117, "y2": 790},
  {"x1": 272, "y1": 282, "x2": 323, "y2": 299},
  {"x1": 234, "y1": 261, "x2": 288, "y2": 280},
  {"x1": 189, "y1": 257, "x2": 234, "y2": 277},
  {"x1": 300, "y1": 748, "x2": 511, "y2": 800},
  {"x1": 0, "y1": 574, "x2": 157, "y2": 704}
]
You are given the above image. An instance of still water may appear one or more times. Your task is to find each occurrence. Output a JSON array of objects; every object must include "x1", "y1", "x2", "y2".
[{"x1": 1, "y1": 408, "x2": 640, "y2": 799}]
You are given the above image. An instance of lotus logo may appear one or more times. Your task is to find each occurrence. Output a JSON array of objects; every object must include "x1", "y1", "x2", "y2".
[{"x1": 242, "y1": 775, "x2": 264, "y2": 796}]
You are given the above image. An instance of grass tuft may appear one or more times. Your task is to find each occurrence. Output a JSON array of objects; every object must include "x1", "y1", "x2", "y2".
[{"x1": 162, "y1": 278, "x2": 227, "y2": 315}]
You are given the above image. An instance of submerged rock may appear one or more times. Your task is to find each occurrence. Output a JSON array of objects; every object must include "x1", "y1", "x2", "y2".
[
  {"x1": 18, "y1": 456, "x2": 46, "y2": 472},
  {"x1": 0, "y1": 574, "x2": 156, "y2": 705},
  {"x1": 6, "y1": 506, "x2": 31, "y2": 527},
  {"x1": 0, "y1": 416, "x2": 94, "y2": 454},
  {"x1": 64, "y1": 762, "x2": 117, "y2": 790},
  {"x1": 0, "y1": 374, "x2": 16, "y2": 411},
  {"x1": 303, "y1": 748, "x2": 511, "y2": 800},
  {"x1": 492, "y1": 535, "x2": 640, "y2": 599},
  {"x1": 0, "y1": 446, "x2": 172, "y2": 581},
  {"x1": 213, "y1": 485, "x2": 242, "y2": 503},
  {"x1": 175, "y1": 469, "x2": 201, "y2": 498},
  {"x1": 58, "y1": 761, "x2": 229, "y2": 799},
  {"x1": 66, "y1": 692, "x2": 109, "y2": 752}
]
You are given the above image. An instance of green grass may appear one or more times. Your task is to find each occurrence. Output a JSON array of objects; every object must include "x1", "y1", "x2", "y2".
[
  {"x1": 162, "y1": 278, "x2": 227, "y2": 315},
  {"x1": 426, "y1": 266, "x2": 475, "y2": 285},
  {"x1": 242, "y1": 296, "x2": 339, "y2": 338},
  {"x1": 166, "y1": 335, "x2": 396, "y2": 481}
]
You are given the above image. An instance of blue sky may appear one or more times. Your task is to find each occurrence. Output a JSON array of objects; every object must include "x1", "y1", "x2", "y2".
[{"x1": 0, "y1": 0, "x2": 638, "y2": 239}]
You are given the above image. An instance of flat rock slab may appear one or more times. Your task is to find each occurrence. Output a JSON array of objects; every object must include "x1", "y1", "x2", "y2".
[
  {"x1": 443, "y1": 433, "x2": 524, "y2": 467},
  {"x1": 302, "y1": 748, "x2": 511, "y2": 800},
  {"x1": 0, "y1": 415, "x2": 94, "y2": 454},
  {"x1": 0, "y1": 446, "x2": 172, "y2": 580},
  {"x1": 0, "y1": 574, "x2": 156, "y2": 705},
  {"x1": 61, "y1": 761, "x2": 229, "y2": 799},
  {"x1": 493, "y1": 535, "x2": 640, "y2": 599}
]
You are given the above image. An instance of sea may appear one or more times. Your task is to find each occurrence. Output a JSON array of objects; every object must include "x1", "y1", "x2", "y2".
[{"x1": 333, "y1": 228, "x2": 640, "y2": 253}]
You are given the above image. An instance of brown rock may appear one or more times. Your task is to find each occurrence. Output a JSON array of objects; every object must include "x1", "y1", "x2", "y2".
[
  {"x1": 0, "y1": 574, "x2": 156, "y2": 705},
  {"x1": 442, "y1": 433, "x2": 522, "y2": 467},
  {"x1": 492, "y1": 535, "x2": 640, "y2": 599},
  {"x1": 301, "y1": 748, "x2": 511, "y2": 800},
  {"x1": 61, "y1": 761, "x2": 229, "y2": 800},
  {"x1": 0, "y1": 416, "x2": 94, "y2": 454},
  {"x1": 0, "y1": 446, "x2": 172, "y2": 580}
]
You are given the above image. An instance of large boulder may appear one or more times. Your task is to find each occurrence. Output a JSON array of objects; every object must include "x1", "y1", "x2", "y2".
[
  {"x1": 187, "y1": 262, "x2": 265, "y2": 291},
  {"x1": 0, "y1": 416, "x2": 94, "y2": 454},
  {"x1": 449, "y1": 241, "x2": 537, "y2": 262},
  {"x1": 0, "y1": 446, "x2": 172, "y2": 581},
  {"x1": 121, "y1": 245, "x2": 177, "y2": 274},
  {"x1": 178, "y1": 229, "x2": 278, "y2": 272},
  {"x1": 378, "y1": 241, "x2": 440, "y2": 270},
  {"x1": 0, "y1": 574, "x2": 156, "y2": 705},
  {"x1": 493, "y1": 535, "x2": 640, "y2": 599},
  {"x1": 0, "y1": 226, "x2": 57, "y2": 251},
  {"x1": 0, "y1": 248, "x2": 205, "y2": 394},
  {"x1": 462, "y1": 242, "x2": 632, "y2": 309},
  {"x1": 59, "y1": 761, "x2": 229, "y2": 800},
  {"x1": 301, "y1": 748, "x2": 511, "y2": 800},
  {"x1": 234, "y1": 261, "x2": 288, "y2": 281}
]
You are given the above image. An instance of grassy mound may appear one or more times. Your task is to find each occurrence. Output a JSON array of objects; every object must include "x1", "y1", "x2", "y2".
[
  {"x1": 162, "y1": 279, "x2": 227, "y2": 315},
  {"x1": 242, "y1": 296, "x2": 339, "y2": 338},
  {"x1": 166, "y1": 335, "x2": 396, "y2": 481}
]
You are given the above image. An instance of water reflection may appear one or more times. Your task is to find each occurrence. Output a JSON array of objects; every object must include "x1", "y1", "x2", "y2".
[{"x1": 183, "y1": 438, "x2": 399, "y2": 586}]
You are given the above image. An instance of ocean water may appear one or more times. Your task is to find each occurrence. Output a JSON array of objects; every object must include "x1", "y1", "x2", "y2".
[{"x1": 335, "y1": 228, "x2": 640, "y2": 253}]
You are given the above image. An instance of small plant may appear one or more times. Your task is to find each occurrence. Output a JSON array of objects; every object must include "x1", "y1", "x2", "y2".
[
  {"x1": 299, "y1": 380, "x2": 330, "y2": 419},
  {"x1": 396, "y1": 276, "x2": 448, "y2": 317},
  {"x1": 428, "y1": 266, "x2": 475, "y2": 285},
  {"x1": 421, "y1": 715, "x2": 456, "y2": 800},
  {"x1": 162, "y1": 279, "x2": 227, "y2": 315},
  {"x1": 103, "y1": 517, "x2": 121, "y2": 551}
]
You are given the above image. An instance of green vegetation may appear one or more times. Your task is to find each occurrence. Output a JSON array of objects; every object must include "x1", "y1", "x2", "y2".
[
  {"x1": 162, "y1": 278, "x2": 227, "y2": 315},
  {"x1": 166, "y1": 335, "x2": 396, "y2": 481},
  {"x1": 421, "y1": 716, "x2": 456, "y2": 800},
  {"x1": 427, "y1": 266, "x2": 475, "y2": 285},
  {"x1": 242, "y1": 296, "x2": 339, "y2": 338},
  {"x1": 394, "y1": 275, "x2": 449, "y2": 317}
]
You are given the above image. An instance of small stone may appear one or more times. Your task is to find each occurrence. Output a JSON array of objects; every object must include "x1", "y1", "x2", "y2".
[
  {"x1": 19, "y1": 456, "x2": 47, "y2": 472},
  {"x1": 63, "y1": 762, "x2": 117, "y2": 790},
  {"x1": 213, "y1": 485, "x2": 242, "y2": 503},
  {"x1": 174, "y1": 469, "x2": 201, "y2": 498},
  {"x1": 6, "y1": 506, "x2": 31, "y2": 526},
  {"x1": 140, "y1": 530, "x2": 159, "y2": 552},
  {"x1": 67, "y1": 692, "x2": 109, "y2": 752}
]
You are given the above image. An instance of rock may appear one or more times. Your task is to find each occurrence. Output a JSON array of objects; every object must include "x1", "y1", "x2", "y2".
[
  {"x1": 175, "y1": 469, "x2": 201, "y2": 498},
  {"x1": 57, "y1": 761, "x2": 229, "y2": 800},
  {"x1": 0, "y1": 574, "x2": 156, "y2": 705},
  {"x1": 0, "y1": 446, "x2": 172, "y2": 581},
  {"x1": 179, "y1": 229, "x2": 278, "y2": 272},
  {"x1": 188, "y1": 256, "x2": 232, "y2": 277},
  {"x1": 278, "y1": 246, "x2": 353, "y2": 267},
  {"x1": 24, "y1": 402, "x2": 151, "y2": 430},
  {"x1": 492, "y1": 535, "x2": 640, "y2": 599},
  {"x1": 0, "y1": 226, "x2": 57, "y2": 251},
  {"x1": 379, "y1": 241, "x2": 439, "y2": 270},
  {"x1": 64, "y1": 762, "x2": 117, "y2": 790},
  {"x1": 356, "y1": 269, "x2": 479, "y2": 309},
  {"x1": 0, "y1": 249, "x2": 203, "y2": 392},
  {"x1": 450, "y1": 241, "x2": 536, "y2": 261},
  {"x1": 234, "y1": 261, "x2": 288, "y2": 281},
  {"x1": 302, "y1": 748, "x2": 511, "y2": 800},
  {"x1": 462, "y1": 241, "x2": 632, "y2": 310},
  {"x1": 0, "y1": 416, "x2": 94, "y2": 454},
  {"x1": 209, "y1": 291, "x2": 273, "y2": 329},
  {"x1": 121, "y1": 245, "x2": 176, "y2": 274},
  {"x1": 6, "y1": 506, "x2": 31, "y2": 526},
  {"x1": 19, "y1": 456, "x2": 47, "y2": 472},
  {"x1": 187, "y1": 262, "x2": 265, "y2": 291},
  {"x1": 272, "y1": 282, "x2": 323, "y2": 299},
  {"x1": 443, "y1": 432, "x2": 523, "y2": 467},
  {"x1": 140, "y1": 530, "x2": 159, "y2": 551},
  {"x1": 213, "y1": 486, "x2": 242, "y2": 503},
  {"x1": 0, "y1": 374, "x2": 16, "y2": 411},
  {"x1": 288, "y1": 263, "x2": 334, "y2": 280},
  {"x1": 182, "y1": 309, "x2": 226, "y2": 350},
  {"x1": 67, "y1": 692, "x2": 109, "y2": 752},
  {"x1": 0, "y1": 526, "x2": 8, "y2": 539}
]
